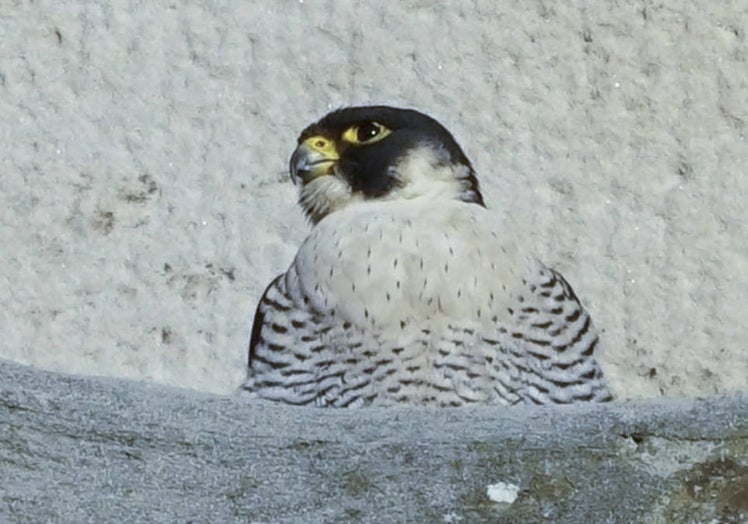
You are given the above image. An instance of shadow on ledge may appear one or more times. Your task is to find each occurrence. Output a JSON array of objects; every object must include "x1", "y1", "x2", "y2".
[{"x1": 1, "y1": 359, "x2": 746, "y2": 523}]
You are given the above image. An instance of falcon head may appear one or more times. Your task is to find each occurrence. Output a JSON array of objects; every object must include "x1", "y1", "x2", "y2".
[{"x1": 289, "y1": 106, "x2": 484, "y2": 223}]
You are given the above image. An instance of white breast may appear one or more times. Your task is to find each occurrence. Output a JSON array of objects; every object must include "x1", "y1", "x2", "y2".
[{"x1": 292, "y1": 197, "x2": 527, "y2": 331}]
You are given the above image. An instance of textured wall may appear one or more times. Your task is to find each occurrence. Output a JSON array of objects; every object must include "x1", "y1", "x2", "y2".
[{"x1": 1, "y1": 1, "x2": 746, "y2": 397}]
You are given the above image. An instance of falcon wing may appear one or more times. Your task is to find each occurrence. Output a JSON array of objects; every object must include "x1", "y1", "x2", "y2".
[
  {"x1": 503, "y1": 262, "x2": 614, "y2": 404},
  {"x1": 244, "y1": 272, "x2": 348, "y2": 405},
  {"x1": 247, "y1": 274, "x2": 285, "y2": 368}
]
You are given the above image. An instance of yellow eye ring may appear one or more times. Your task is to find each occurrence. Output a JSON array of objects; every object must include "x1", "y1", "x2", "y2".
[{"x1": 341, "y1": 121, "x2": 391, "y2": 145}]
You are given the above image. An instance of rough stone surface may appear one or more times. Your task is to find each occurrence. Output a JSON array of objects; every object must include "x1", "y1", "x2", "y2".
[
  {"x1": 1, "y1": 359, "x2": 746, "y2": 523},
  {"x1": 0, "y1": 1, "x2": 746, "y2": 399}
]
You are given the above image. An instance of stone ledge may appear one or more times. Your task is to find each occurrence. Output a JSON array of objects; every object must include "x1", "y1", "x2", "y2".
[{"x1": 1, "y1": 359, "x2": 746, "y2": 523}]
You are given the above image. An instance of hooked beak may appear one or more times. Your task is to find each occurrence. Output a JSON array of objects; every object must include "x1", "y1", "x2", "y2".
[{"x1": 289, "y1": 136, "x2": 340, "y2": 185}]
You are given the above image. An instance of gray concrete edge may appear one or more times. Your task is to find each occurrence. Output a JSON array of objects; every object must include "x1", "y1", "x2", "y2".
[{"x1": 1, "y1": 359, "x2": 746, "y2": 523}]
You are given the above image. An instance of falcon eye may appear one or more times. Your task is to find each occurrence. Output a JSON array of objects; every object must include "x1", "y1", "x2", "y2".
[
  {"x1": 341, "y1": 121, "x2": 391, "y2": 145},
  {"x1": 357, "y1": 122, "x2": 380, "y2": 142}
]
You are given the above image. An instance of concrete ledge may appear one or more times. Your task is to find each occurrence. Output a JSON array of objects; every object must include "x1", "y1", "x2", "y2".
[{"x1": 1, "y1": 359, "x2": 746, "y2": 523}]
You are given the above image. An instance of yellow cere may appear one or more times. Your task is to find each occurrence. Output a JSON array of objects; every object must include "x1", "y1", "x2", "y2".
[{"x1": 302, "y1": 136, "x2": 339, "y2": 158}]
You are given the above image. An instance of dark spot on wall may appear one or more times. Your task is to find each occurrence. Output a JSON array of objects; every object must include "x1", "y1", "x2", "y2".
[
  {"x1": 91, "y1": 210, "x2": 115, "y2": 235},
  {"x1": 120, "y1": 173, "x2": 159, "y2": 203},
  {"x1": 166, "y1": 263, "x2": 235, "y2": 301},
  {"x1": 220, "y1": 267, "x2": 235, "y2": 282},
  {"x1": 161, "y1": 327, "x2": 172, "y2": 344},
  {"x1": 676, "y1": 160, "x2": 694, "y2": 180}
]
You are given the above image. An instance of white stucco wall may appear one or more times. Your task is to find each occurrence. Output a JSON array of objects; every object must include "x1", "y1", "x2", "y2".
[{"x1": 1, "y1": 1, "x2": 746, "y2": 397}]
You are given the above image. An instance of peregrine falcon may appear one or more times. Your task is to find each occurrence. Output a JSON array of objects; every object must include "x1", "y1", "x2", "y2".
[{"x1": 243, "y1": 105, "x2": 613, "y2": 407}]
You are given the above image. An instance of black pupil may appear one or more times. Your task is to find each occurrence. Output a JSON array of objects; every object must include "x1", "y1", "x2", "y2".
[{"x1": 357, "y1": 122, "x2": 379, "y2": 142}]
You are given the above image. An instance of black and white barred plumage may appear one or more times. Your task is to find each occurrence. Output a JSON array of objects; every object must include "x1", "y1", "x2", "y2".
[{"x1": 243, "y1": 106, "x2": 613, "y2": 407}]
